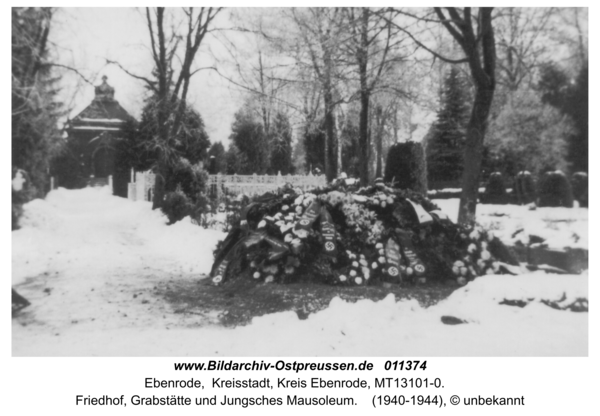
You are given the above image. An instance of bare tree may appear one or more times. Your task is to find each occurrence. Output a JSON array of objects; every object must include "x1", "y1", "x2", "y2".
[
  {"x1": 434, "y1": 8, "x2": 496, "y2": 225},
  {"x1": 12, "y1": 7, "x2": 66, "y2": 197},
  {"x1": 109, "y1": 7, "x2": 222, "y2": 209},
  {"x1": 290, "y1": 8, "x2": 347, "y2": 181},
  {"x1": 240, "y1": 49, "x2": 292, "y2": 143},
  {"x1": 494, "y1": 7, "x2": 555, "y2": 91},
  {"x1": 215, "y1": 19, "x2": 292, "y2": 137},
  {"x1": 550, "y1": 8, "x2": 588, "y2": 70},
  {"x1": 343, "y1": 7, "x2": 399, "y2": 186},
  {"x1": 388, "y1": 7, "x2": 496, "y2": 225}
]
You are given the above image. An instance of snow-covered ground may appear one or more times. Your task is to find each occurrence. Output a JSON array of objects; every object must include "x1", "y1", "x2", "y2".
[
  {"x1": 432, "y1": 198, "x2": 588, "y2": 250},
  {"x1": 12, "y1": 188, "x2": 587, "y2": 356}
]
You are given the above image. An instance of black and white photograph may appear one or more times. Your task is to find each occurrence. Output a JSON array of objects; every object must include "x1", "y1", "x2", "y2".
[{"x1": 11, "y1": 6, "x2": 589, "y2": 357}]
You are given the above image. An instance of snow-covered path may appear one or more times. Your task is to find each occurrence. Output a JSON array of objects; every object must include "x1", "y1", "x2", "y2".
[
  {"x1": 12, "y1": 187, "x2": 226, "y2": 352},
  {"x1": 12, "y1": 188, "x2": 588, "y2": 356}
]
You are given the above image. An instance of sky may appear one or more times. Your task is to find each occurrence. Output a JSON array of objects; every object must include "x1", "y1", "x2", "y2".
[{"x1": 52, "y1": 8, "x2": 244, "y2": 146}]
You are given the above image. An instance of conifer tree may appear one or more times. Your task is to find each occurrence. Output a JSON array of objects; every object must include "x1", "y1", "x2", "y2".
[
  {"x1": 269, "y1": 112, "x2": 294, "y2": 175},
  {"x1": 12, "y1": 7, "x2": 65, "y2": 199},
  {"x1": 225, "y1": 145, "x2": 242, "y2": 174},
  {"x1": 229, "y1": 105, "x2": 270, "y2": 174},
  {"x1": 426, "y1": 67, "x2": 471, "y2": 184},
  {"x1": 116, "y1": 96, "x2": 210, "y2": 179},
  {"x1": 111, "y1": 7, "x2": 221, "y2": 209}
]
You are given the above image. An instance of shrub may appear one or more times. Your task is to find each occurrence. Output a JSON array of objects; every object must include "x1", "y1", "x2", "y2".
[
  {"x1": 481, "y1": 172, "x2": 507, "y2": 204},
  {"x1": 384, "y1": 141, "x2": 427, "y2": 194},
  {"x1": 514, "y1": 171, "x2": 536, "y2": 205},
  {"x1": 538, "y1": 170, "x2": 574, "y2": 207},
  {"x1": 571, "y1": 172, "x2": 588, "y2": 208},
  {"x1": 190, "y1": 192, "x2": 211, "y2": 225},
  {"x1": 189, "y1": 165, "x2": 209, "y2": 202},
  {"x1": 165, "y1": 159, "x2": 210, "y2": 225},
  {"x1": 168, "y1": 158, "x2": 208, "y2": 195},
  {"x1": 162, "y1": 188, "x2": 193, "y2": 224}
]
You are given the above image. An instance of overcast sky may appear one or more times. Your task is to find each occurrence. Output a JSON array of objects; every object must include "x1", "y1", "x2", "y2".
[{"x1": 52, "y1": 8, "x2": 243, "y2": 146}]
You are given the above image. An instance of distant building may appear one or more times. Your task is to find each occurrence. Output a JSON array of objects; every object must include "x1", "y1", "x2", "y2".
[{"x1": 60, "y1": 76, "x2": 134, "y2": 195}]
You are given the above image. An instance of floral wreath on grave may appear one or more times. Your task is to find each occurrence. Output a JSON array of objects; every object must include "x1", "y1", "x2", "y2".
[{"x1": 209, "y1": 180, "x2": 519, "y2": 287}]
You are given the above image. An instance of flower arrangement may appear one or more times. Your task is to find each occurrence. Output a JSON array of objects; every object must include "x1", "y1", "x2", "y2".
[{"x1": 209, "y1": 182, "x2": 519, "y2": 287}]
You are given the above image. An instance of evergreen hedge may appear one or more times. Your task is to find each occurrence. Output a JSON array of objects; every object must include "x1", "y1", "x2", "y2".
[
  {"x1": 514, "y1": 171, "x2": 536, "y2": 205},
  {"x1": 571, "y1": 172, "x2": 588, "y2": 208},
  {"x1": 481, "y1": 172, "x2": 507, "y2": 204},
  {"x1": 538, "y1": 170, "x2": 574, "y2": 208}
]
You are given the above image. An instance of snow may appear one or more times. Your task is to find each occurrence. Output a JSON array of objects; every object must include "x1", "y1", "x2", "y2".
[
  {"x1": 77, "y1": 118, "x2": 126, "y2": 123},
  {"x1": 432, "y1": 198, "x2": 588, "y2": 250},
  {"x1": 428, "y1": 187, "x2": 486, "y2": 194},
  {"x1": 12, "y1": 187, "x2": 224, "y2": 286},
  {"x1": 12, "y1": 188, "x2": 587, "y2": 356},
  {"x1": 70, "y1": 126, "x2": 122, "y2": 131}
]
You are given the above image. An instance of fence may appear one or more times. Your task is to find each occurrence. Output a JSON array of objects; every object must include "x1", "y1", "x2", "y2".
[
  {"x1": 127, "y1": 170, "x2": 155, "y2": 202},
  {"x1": 126, "y1": 171, "x2": 326, "y2": 202},
  {"x1": 208, "y1": 172, "x2": 326, "y2": 201}
]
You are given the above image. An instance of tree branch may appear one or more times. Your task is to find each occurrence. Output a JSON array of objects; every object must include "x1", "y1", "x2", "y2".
[
  {"x1": 434, "y1": 8, "x2": 466, "y2": 47},
  {"x1": 105, "y1": 59, "x2": 157, "y2": 92},
  {"x1": 46, "y1": 63, "x2": 95, "y2": 85},
  {"x1": 385, "y1": 15, "x2": 468, "y2": 64},
  {"x1": 145, "y1": 8, "x2": 160, "y2": 70}
]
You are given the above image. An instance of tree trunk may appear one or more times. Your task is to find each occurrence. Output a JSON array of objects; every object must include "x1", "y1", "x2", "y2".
[
  {"x1": 152, "y1": 98, "x2": 169, "y2": 209},
  {"x1": 336, "y1": 108, "x2": 343, "y2": 177},
  {"x1": 143, "y1": 7, "x2": 220, "y2": 210},
  {"x1": 374, "y1": 105, "x2": 384, "y2": 179},
  {"x1": 258, "y1": 51, "x2": 271, "y2": 139},
  {"x1": 323, "y1": 85, "x2": 336, "y2": 182},
  {"x1": 457, "y1": 86, "x2": 494, "y2": 225},
  {"x1": 357, "y1": 9, "x2": 370, "y2": 186},
  {"x1": 151, "y1": 127, "x2": 168, "y2": 209},
  {"x1": 152, "y1": 164, "x2": 166, "y2": 210},
  {"x1": 432, "y1": 7, "x2": 496, "y2": 225},
  {"x1": 358, "y1": 84, "x2": 370, "y2": 186}
]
